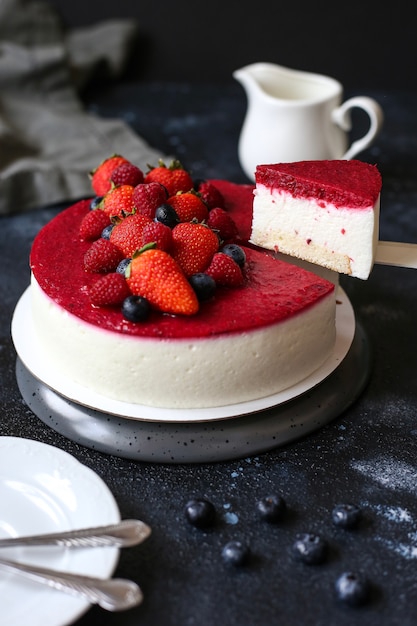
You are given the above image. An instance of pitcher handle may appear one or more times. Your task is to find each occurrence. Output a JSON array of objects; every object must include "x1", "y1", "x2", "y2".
[{"x1": 332, "y1": 96, "x2": 384, "y2": 160}]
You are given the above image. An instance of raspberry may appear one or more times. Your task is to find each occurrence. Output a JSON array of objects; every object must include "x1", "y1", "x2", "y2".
[
  {"x1": 79, "y1": 210, "x2": 111, "y2": 241},
  {"x1": 110, "y1": 162, "x2": 144, "y2": 187},
  {"x1": 207, "y1": 208, "x2": 238, "y2": 241},
  {"x1": 88, "y1": 273, "x2": 131, "y2": 306},
  {"x1": 141, "y1": 221, "x2": 173, "y2": 252},
  {"x1": 83, "y1": 238, "x2": 124, "y2": 273},
  {"x1": 196, "y1": 181, "x2": 226, "y2": 209},
  {"x1": 132, "y1": 182, "x2": 168, "y2": 219},
  {"x1": 206, "y1": 252, "x2": 243, "y2": 287}
]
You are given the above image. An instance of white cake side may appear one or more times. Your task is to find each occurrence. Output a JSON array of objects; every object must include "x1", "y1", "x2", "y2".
[
  {"x1": 250, "y1": 184, "x2": 380, "y2": 280},
  {"x1": 30, "y1": 275, "x2": 336, "y2": 410}
]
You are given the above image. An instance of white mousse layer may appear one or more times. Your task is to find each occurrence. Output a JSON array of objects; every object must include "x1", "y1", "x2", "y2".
[
  {"x1": 251, "y1": 185, "x2": 380, "y2": 280},
  {"x1": 30, "y1": 276, "x2": 336, "y2": 410}
]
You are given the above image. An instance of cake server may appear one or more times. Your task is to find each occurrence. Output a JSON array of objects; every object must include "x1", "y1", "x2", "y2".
[
  {"x1": 375, "y1": 241, "x2": 417, "y2": 270},
  {"x1": 0, "y1": 519, "x2": 151, "y2": 549},
  {"x1": 0, "y1": 556, "x2": 142, "y2": 611}
]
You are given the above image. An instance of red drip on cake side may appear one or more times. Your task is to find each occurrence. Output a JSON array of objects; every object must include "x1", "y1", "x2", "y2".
[
  {"x1": 255, "y1": 160, "x2": 382, "y2": 209},
  {"x1": 30, "y1": 182, "x2": 334, "y2": 340}
]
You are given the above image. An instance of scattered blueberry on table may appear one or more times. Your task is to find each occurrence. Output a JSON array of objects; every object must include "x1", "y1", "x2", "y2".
[
  {"x1": 334, "y1": 571, "x2": 370, "y2": 606},
  {"x1": 291, "y1": 532, "x2": 328, "y2": 565},
  {"x1": 185, "y1": 498, "x2": 216, "y2": 528},
  {"x1": 256, "y1": 494, "x2": 287, "y2": 523}
]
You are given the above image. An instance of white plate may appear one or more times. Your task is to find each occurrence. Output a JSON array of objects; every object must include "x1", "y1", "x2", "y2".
[
  {"x1": 0, "y1": 437, "x2": 120, "y2": 626},
  {"x1": 11, "y1": 287, "x2": 355, "y2": 423}
]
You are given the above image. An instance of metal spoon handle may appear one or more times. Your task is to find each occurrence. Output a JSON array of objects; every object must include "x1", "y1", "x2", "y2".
[
  {"x1": 0, "y1": 519, "x2": 151, "y2": 548},
  {"x1": 0, "y1": 557, "x2": 142, "y2": 611}
]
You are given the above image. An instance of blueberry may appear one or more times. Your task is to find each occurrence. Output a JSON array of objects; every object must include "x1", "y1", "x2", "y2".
[
  {"x1": 189, "y1": 273, "x2": 216, "y2": 301},
  {"x1": 292, "y1": 532, "x2": 327, "y2": 565},
  {"x1": 332, "y1": 503, "x2": 362, "y2": 529},
  {"x1": 116, "y1": 258, "x2": 132, "y2": 276},
  {"x1": 185, "y1": 498, "x2": 216, "y2": 528},
  {"x1": 257, "y1": 494, "x2": 286, "y2": 523},
  {"x1": 222, "y1": 540, "x2": 251, "y2": 566},
  {"x1": 101, "y1": 224, "x2": 114, "y2": 240},
  {"x1": 154, "y1": 203, "x2": 180, "y2": 228},
  {"x1": 90, "y1": 196, "x2": 103, "y2": 209},
  {"x1": 221, "y1": 243, "x2": 246, "y2": 267},
  {"x1": 335, "y1": 571, "x2": 370, "y2": 606},
  {"x1": 121, "y1": 295, "x2": 150, "y2": 322}
]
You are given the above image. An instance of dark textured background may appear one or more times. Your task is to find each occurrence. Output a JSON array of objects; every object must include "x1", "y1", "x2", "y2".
[{"x1": 48, "y1": 0, "x2": 416, "y2": 92}]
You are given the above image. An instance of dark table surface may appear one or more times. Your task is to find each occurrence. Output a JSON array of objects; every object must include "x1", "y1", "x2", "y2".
[{"x1": 1, "y1": 82, "x2": 417, "y2": 626}]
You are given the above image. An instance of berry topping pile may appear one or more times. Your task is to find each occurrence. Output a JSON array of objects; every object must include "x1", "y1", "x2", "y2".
[{"x1": 82, "y1": 156, "x2": 243, "y2": 322}]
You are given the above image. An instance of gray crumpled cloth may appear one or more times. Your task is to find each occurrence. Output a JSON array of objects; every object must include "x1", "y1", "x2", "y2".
[{"x1": 0, "y1": 0, "x2": 164, "y2": 214}]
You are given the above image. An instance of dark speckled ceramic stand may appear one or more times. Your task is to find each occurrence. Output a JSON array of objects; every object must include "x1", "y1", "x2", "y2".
[{"x1": 15, "y1": 323, "x2": 371, "y2": 463}]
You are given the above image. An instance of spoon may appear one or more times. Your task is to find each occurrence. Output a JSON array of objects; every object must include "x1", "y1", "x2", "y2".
[
  {"x1": 0, "y1": 519, "x2": 151, "y2": 549},
  {"x1": 0, "y1": 557, "x2": 142, "y2": 611}
]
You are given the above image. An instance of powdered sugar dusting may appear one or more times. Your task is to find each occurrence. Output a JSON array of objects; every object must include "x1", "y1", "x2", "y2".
[
  {"x1": 361, "y1": 503, "x2": 417, "y2": 560},
  {"x1": 351, "y1": 456, "x2": 417, "y2": 493}
]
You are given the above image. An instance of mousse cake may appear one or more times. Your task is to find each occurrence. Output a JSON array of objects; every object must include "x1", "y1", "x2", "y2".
[
  {"x1": 27, "y1": 158, "x2": 336, "y2": 410},
  {"x1": 250, "y1": 160, "x2": 382, "y2": 280}
]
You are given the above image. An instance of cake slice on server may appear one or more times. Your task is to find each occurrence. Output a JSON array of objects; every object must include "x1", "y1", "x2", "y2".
[{"x1": 250, "y1": 160, "x2": 382, "y2": 280}]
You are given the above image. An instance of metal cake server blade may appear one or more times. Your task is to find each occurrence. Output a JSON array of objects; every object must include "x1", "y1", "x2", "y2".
[{"x1": 375, "y1": 241, "x2": 417, "y2": 270}]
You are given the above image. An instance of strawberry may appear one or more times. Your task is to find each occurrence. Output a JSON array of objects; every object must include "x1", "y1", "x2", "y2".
[
  {"x1": 141, "y1": 221, "x2": 173, "y2": 252},
  {"x1": 166, "y1": 191, "x2": 209, "y2": 223},
  {"x1": 83, "y1": 238, "x2": 124, "y2": 273},
  {"x1": 207, "y1": 207, "x2": 238, "y2": 241},
  {"x1": 110, "y1": 212, "x2": 152, "y2": 257},
  {"x1": 110, "y1": 162, "x2": 144, "y2": 187},
  {"x1": 206, "y1": 252, "x2": 244, "y2": 287},
  {"x1": 100, "y1": 185, "x2": 135, "y2": 218},
  {"x1": 132, "y1": 182, "x2": 168, "y2": 219},
  {"x1": 79, "y1": 209, "x2": 111, "y2": 241},
  {"x1": 88, "y1": 273, "x2": 131, "y2": 306},
  {"x1": 196, "y1": 181, "x2": 226, "y2": 210},
  {"x1": 171, "y1": 222, "x2": 219, "y2": 276},
  {"x1": 144, "y1": 159, "x2": 194, "y2": 196},
  {"x1": 126, "y1": 247, "x2": 199, "y2": 315},
  {"x1": 90, "y1": 155, "x2": 129, "y2": 195}
]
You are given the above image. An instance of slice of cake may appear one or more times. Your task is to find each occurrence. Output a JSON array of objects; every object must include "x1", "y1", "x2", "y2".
[
  {"x1": 24, "y1": 159, "x2": 337, "y2": 410},
  {"x1": 250, "y1": 160, "x2": 382, "y2": 280}
]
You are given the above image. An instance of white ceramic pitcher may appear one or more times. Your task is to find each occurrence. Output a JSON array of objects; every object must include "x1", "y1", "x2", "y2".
[{"x1": 233, "y1": 63, "x2": 384, "y2": 181}]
